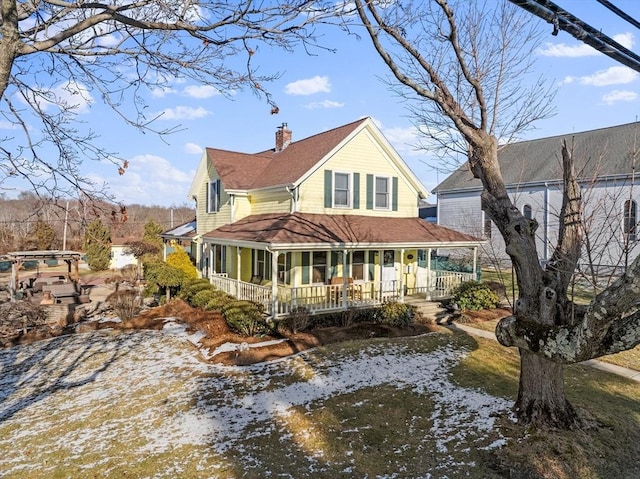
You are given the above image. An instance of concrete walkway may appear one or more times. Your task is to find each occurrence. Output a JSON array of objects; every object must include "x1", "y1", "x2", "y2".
[{"x1": 450, "y1": 322, "x2": 640, "y2": 383}]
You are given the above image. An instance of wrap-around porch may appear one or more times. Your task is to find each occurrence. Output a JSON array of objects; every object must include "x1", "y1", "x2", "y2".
[
  {"x1": 209, "y1": 267, "x2": 475, "y2": 318},
  {"x1": 197, "y1": 213, "x2": 482, "y2": 319}
]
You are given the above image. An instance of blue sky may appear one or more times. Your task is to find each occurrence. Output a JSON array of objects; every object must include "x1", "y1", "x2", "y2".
[{"x1": 11, "y1": 1, "x2": 640, "y2": 207}]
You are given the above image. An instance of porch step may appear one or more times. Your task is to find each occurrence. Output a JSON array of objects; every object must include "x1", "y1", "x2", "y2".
[{"x1": 404, "y1": 295, "x2": 446, "y2": 322}]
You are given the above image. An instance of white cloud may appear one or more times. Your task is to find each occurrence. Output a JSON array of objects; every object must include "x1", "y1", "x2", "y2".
[
  {"x1": 602, "y1": 89, "x2": 638, "y2": 105},
  {"x1": 25, "y1": 81, "x2": 94, "y2": 114},
  {"x1": 150, "y1": 87, "x2": 176, "y2": 98},
  {"x1": 89, "y1": 154, "x2": 195, "y2": 205},
  {"x1": 303, "y1": 99, "x2": 344, "y2": 109},
  {"x1": 158, "y1": 106, "x2": 210, "y2": 120},
  {"x1": 558, "y1": 76, "x2": 575, "y2": 86},
  {"x1": 537, "y1": 42, "x2": 596, "y2": 58},
  {"x1": 537, "y1": 32, "x2": 635, "y2": 57},
  {"x1": 580, "y1": 66, "x2": 638, "y2": 86},
  {"x1": 285, "y1": 75, "x2": 331, "y2": 95},
  {"x1": 184, "y1": 142, "x2": 204, "y2": 154},
  {"x1": 182, "y1": 85, "x2": 219, "y2": 99}
]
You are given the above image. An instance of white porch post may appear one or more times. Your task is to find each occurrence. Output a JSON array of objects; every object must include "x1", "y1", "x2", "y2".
[
  {"x1": 426, "y1": 248, "x2": 432, "y2": 301},
  {"x1": 236, "y1": 246, "x2": 242, "y2": 297},
  {"x1": 473, "y1": 246, "x2": 478, "y2": 281},
  {"x1": 208, "y1": 244, "x2": 214, "y2": 281},
  {"x1": 399, "y1": 248, "x2": 405, "y2": 302},
  {"x1": 271, "y1": 250, "x2": 279, "y2": 319},
  {"x1": 342, "y1": 249, "x2": 348, "y2": 307}
]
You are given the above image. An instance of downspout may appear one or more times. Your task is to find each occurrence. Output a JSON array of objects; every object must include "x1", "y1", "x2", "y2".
[{"x1": 286, "y1": 185, "x2": 297, "y2": 213}]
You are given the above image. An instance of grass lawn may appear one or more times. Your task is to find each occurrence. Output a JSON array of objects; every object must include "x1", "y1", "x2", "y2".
[
  {"x1": 463, "y1": 316, "x2": 640, "y2": 372},
  {"x1": 0, "y1": 325, "x2": 638, "y2": 479}
]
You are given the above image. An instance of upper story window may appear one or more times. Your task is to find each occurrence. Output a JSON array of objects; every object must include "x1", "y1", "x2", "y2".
[
  {"x1": 375, "y1": 176, "x2": 390, "y2": 209},
  {"x1": 333, "y1": 172, "x2": 351, "y2": 208},
  {"x1": 207, "y1": 179, "x2": 221, "y2": 213},
  {"x1": 523, "y1": 204, "x2": 532, "y2": 220},
  {"x1": 624, "y1": 199, "x2": 637, "y2": 242}
]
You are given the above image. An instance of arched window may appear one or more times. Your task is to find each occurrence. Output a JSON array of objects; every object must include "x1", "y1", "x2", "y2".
[
  {"x1": 523, "y1": 204, "x2": 533, "y2": 220},
  {"x1": 624, "y1": 199, "x2": 637, "y2": 242}
]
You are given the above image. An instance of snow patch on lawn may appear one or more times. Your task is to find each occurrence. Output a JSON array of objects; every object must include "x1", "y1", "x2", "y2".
[{"x1": 0, "y1": 328, "x2": 512, "y2": 477}]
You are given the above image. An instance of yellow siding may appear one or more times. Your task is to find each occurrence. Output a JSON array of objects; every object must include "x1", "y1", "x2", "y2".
[
  {"x1": 195, "y1": 164, "x2": 232, "y2": 235},
  {"x1": 298, "y1": 129, "x2": 419, "y2": 217},
  {"x1": 249, "y1": 190, "x2": 291, "y2": 216},
  {"x1": 234, "y1": 196, "x2": 252, "y2": 222}
]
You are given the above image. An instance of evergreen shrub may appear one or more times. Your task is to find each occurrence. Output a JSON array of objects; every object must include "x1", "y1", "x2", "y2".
[{"x1": 452, "y1": 280, "x2": 500, "y2": 311}]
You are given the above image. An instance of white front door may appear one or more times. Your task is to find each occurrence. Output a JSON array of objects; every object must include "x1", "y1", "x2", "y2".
[{"x1": 381, "y1": 250, "x2": 396, "y2": 295}]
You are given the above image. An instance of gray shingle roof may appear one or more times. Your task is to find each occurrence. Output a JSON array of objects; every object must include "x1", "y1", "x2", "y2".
[{"x1": 435, "y1": 122, "x2": 640, "y2": 192}]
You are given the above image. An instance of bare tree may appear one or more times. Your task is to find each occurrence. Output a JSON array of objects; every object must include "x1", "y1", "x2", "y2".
[
  {"x1": 0, "y1": 0, "x2": 334, "y2": 201},
  {"x1": 353, "y1": 0, "x2": 639, "y2": 428}
]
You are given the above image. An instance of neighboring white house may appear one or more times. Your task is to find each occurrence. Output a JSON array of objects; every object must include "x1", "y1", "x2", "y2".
[
  {"x1": 435, "y1": 122, "x2": 640, "y2": 275},
  {"x1": 109, "y1": 239, "x2": 137, "y2": 270}
]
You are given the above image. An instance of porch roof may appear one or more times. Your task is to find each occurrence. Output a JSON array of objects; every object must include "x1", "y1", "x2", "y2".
[{"x1": 202, "y1": 213, "x2": 481, "y2": 250}]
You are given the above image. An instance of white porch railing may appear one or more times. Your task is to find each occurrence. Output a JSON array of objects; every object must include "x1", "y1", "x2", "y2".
[
  {"x1": 430, "y1": 271, "x2": 475, "y2": 299},
  {"x1": 209, "y1": 271, "x2": 474, "y2": 317}
]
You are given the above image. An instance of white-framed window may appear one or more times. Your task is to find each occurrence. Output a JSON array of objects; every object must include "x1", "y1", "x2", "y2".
[
  {"x1": 312, "y1": 251, "x2": 327, "y2": 283},
  {"x1": 278, "y1": 252, "x2": 291, "y2": 285},
  {"x1": 207, "y1": 179, "x2": 221, "y2": 213},
  {"x1": 375, "y1": 176, "x2": 391, "y2": 209},
  {"x1": 333, "y1": 172, "x2": 351, "y2": 208},
  {"x1": 351, "y1": 250, "x2": 365, "y2": 281},
  {"x1": 213, "y1": 244, "x2": 226, "y2": 274},
  {"x1": 624, "y1": 199, "x2": 637, "y2": 242}
]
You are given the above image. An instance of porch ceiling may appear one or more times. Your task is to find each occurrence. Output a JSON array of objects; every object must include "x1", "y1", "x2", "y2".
[{"x1": 201, "y1": 213, "x2": 482, "y2": 250}]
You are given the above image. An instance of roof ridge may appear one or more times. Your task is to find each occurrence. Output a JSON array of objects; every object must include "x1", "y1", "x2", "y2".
[
  {"x1": 253, "y1": 117, "x2": 370, "y2": 155},
  {"x1": 501, "y1": 121, "x2": 640, "y2": 148}
]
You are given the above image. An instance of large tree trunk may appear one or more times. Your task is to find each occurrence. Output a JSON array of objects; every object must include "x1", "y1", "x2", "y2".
[{"x1": 516, "y1": 350, "x2": 578, "y2": 428}]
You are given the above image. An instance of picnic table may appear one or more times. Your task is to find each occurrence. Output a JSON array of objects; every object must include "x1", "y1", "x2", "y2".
[{"x1": 44, "y1": 283, "x2": 79, "y2": 303}]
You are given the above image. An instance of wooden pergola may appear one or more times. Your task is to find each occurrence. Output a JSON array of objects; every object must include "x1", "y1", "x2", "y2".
[{"x1": 2, "y1": 250, "x2": 82, "y2": 301}]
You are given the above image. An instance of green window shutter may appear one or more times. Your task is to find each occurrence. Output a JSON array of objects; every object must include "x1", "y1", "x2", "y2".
[
  {"x1": 324, "y1": 170, "x2": 333, "y2": 208},
  {"x1": 301, "y1": 252, "x2": 310, "y2": 284},
  {"x1": 353, "y1": 173, "x2": 360, "y2": 209},
  {"x1": 205, "y1": 182, "x2": 209, "y2": 212},
  {"x1": 331, "y1": 251, "x2": 339, "y2": 278},
  {"x1": 392, "y1": 176, "x2": 398, "y2": 211},
  {"x1": 366, "y1": 174, "x2": 373, "y2": 210}
]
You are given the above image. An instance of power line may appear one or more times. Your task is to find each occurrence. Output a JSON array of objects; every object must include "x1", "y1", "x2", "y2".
[
  {"x1": 508, "y1": 0, "x2": 640, "y2": 72},
  {"x1": 596, "y1": 0, "x2": 640, "y2": 30}
]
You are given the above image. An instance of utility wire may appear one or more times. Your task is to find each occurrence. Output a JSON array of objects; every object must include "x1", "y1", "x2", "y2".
[
  {"x1": 508, "y1": 0, "x2": 640, "y2": 72},
  {"x1": 596, "y1": 0, "x2": 640, "y2": 30}
]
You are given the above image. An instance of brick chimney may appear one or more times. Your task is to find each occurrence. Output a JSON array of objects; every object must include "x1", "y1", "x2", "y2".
[{"x1": 275, "y1": 123, "x2": 292, "y2": 152}]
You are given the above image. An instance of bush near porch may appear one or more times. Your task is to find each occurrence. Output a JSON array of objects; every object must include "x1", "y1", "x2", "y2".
[{"x1": 177, "y1": 278, "x2": 419, "y2": 337}]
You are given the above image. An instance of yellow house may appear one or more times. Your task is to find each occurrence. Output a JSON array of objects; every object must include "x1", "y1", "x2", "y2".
[{"x1": 189, "y1": 117, "x2": 481, "y2": 318}]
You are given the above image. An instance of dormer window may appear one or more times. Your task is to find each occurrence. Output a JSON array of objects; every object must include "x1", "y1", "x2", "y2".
[
  {"x1": 333, "y1": 172, "x2": 351, "y2": 208},
  {"x1": 207, "y1": 179, "x2": 221, "y2": 213}
]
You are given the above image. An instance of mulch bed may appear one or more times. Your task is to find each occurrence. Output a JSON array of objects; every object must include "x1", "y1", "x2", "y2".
[{"x1": 1, "y1": 299, "x2": 508, "y2": 366}]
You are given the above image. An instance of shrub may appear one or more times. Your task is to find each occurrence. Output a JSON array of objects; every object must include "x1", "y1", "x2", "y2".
[
  {"x1": 192, "y1": 289, "x2": 219, "y2": 309},
  {"x1": 107, "y1": 289, "x2": 142, "y2": 321},
  {"x1": 180, "y1": 281, "x2": 214, "y2": 304},
  {"x1": 205, "y1": 292, "x2": 233, "y2": 312},
  {"x1": 166, "y1": 247, "x2": 197, "y2": 281},
  {"x1": 278, "y1": 307, "x2": 311, "y2": 334},
  {"x1": 452, "y1": 280, "x2": 500, "y2": 311},
  {"x1": 223, "y1": 300, "x2": 268, "y2": 336},
  {"x1": 374, "y1": 301, "x2": 415, "y2": 327}
]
